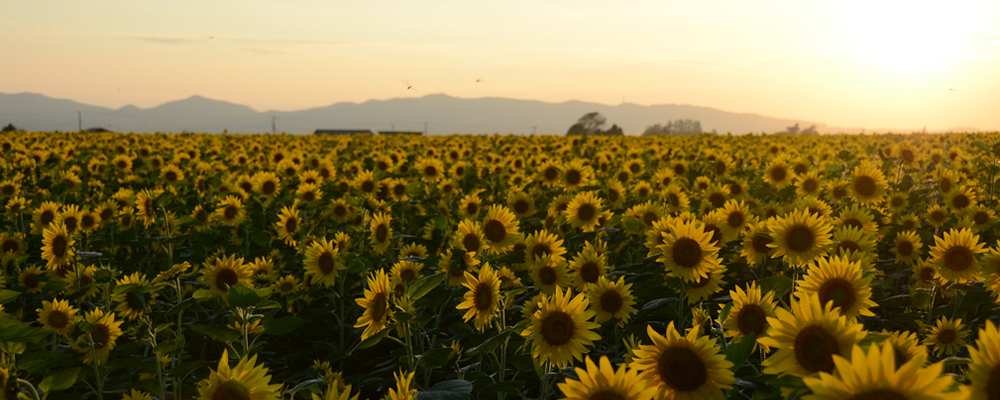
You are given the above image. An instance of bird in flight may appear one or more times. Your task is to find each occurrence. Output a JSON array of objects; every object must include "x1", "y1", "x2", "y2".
[
  {"x1": 475, "y1": 78, "x2": 483, "y2": 83},
  {"x1": 949, "y1": 88, "x2": 956, "y2": 91},
  {"x1": 403, "y1": 79, "x2": 417, "y2": 93}
]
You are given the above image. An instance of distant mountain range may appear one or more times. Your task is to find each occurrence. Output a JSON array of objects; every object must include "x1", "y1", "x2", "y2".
[{"x1": 2, "y1": 92, "x2": 845, "y2": 135}]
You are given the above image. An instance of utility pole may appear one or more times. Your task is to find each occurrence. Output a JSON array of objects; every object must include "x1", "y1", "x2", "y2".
[
  {"x1": 272, "y1": 116, "x2": 276, "y2": 135},
  {"x1": 424, "y1": 122, "x2": 427, "y2": 135},
  {"x1": 78, "y1": 111, "x2": 82, "y2": 131},
  {"x1": 532, "y1": 126, "x2": 537, "y2": 135}
]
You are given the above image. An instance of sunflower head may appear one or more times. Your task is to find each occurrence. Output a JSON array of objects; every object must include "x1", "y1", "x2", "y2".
[
  {"x1": 631, "y1": 322, "x2": 735, "y2": 400},
  {"x1": 520, "y1": 287, "x2": 601, "y2": 369}
]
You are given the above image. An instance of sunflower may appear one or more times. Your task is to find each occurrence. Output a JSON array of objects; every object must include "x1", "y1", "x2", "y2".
[
  {"x1": 801, "y1": 342, "x2": 961, "y2": 400},
  {"x1": 717, "y1": 199, "x2": 753, "y2": 241},
  {"x1": 520, "y1": 287, "x2": 601, "y2": 369},
  {"x1": 118, "y1": 207, "x2": 136, "y2": 231},
  {"x1": 66, "y1": 265, "x2": 99, "y2": 299},
  {"x1": 54, "y1": 204, "x2": 81, "y2": 234},
  {"x1": 701, "y1": 184, "x2": 729, "y2": 210},
  {"x1": 354, "y1": 268, "x2": 393, "y2": 340},
  {"x1": 453, "y1": 219, "x2": 485, "y2": 254},
  {"x1": 945, "y1": 186, "x2": 976, "y2": 213},
  {"x1": 112, "y1": 272, "x2": 155, "y2": 321},
  {"x1": 656, "y1": 221, "x2": 721, "y2": 283},
  {"x1": 569, "y1": 243, "x2": 608, "y2": 290},
  {"x1": 524, "y1": 229, "x2": 567, "y2": 265},
  {"x1": 329, "y1": 199, "x2": 353, "y2": 223},
  {"x1": 196, "y1": 349, "x2": 282, "y2": 400},
  {"x1": 351, "y1": 169, "x2": 377, "y2": 198},
  {"x1": 530, "y1": 255, "x2": 571, "y2": 294},
  {"x1": 136, "y1": 188, "x2": 161, "y2": 227},
  {"x1": 481, "y1": 204, "x2": 520, "y2": 254},
  {"x1": 722, "y1": 282, "x2": 777, "y2": 345},
  {"x1": 561, "y1": 159, "x2": 593, "y2": 191},
  {"x1": 643, "y1": 217, "x2": 674, "y2": 258},
  {"x1": 830, "y1": 226, "x2": 876, "y2": 270},
  {"x1": 926, "y1": 205, "x2": 949, "y2": 227},
  {"x1": 415, "y1": 157, "x2": 445, "y2": 183},
  {"x1": 253, "y1": 171, "x2": 281, "y2": 197},
  {"x1": 628, "y1": 201, "x2": 663, "y2": 230},
  {"x1": 795, "y1": 256, "x2": 876, "y2": 319},
  {"x1": 892, "y1": 230, "x2": 924, "y2": 265},
  {"x1": 201, "y1": 254, "x2": 252, "y2": 296},
  {"x1": 398, "y1": 243, "x2": 428, "y2": 259},
  {"x1": 385, "y1": 370, "x2": 417, "y2": 400},
  {"x1": 685, "y1": 263, "x2": 726, "y2": 304},
  {"x1": 631, "y1": 322, "x2": 735, "y2": 400},
  {"x1": 764, "y1": 158, "x2": 794, "y2": 189},
  {"x1": 456, "y1": 265, "x2": 502, "y2": 331},
  {"x1": 881, "y1": 329, "x2": 926, "y2": 369},
  {"x1": 922, "y1": 316, "x2": 967, "y2": 357},
  {"x1": 835, "y1": 204, "x2": 878, "y2": 236},
  {"x1": 215, "y1": 195, "x2": 246, "y2": 227},
  {"x1": 37, "y1": 298, "x2": 79, "y2": 336},
  {"x1": 768, "y1": 209, "x2": 834, "y2": 266},
  {"x1": 565, "y1": 191, "x2": 608, "y2": 232},
  {"x1": 304, "y1": 238, "x2": 343, "y2": 288},
  {"x1": 160, "y1": 164, "x2": 184, "y2": 185},
  {"x1": 5, "y1": 196, "x2": 27, "y2": 218},
  {"x1": 41, "y1": 223, "x2": 75, "y2": 267},
  {"x1": 795, "y1": 171, "x2": 824, "y2": 197},
  {"x1": 73, "y1": 309, "x2": 124, "y2": 364},
  {"x1": 274, "y1": 206, "x2": 300, "y2": 247},
  {"x1": 439, "y1": 250, "x2": 481, "y2": 287},
  {"x1": 369, "y1": 212, "x2": 393, "y2": 254},
  {"x1": 965, "y1": 205, "x2": 995, "y2": 232},
  {"x1": 662, "y1": 184, "x2": 690, "y2": 213},
  {"x1": 757, "y1": 295, "x2": 866, "y2": 377},
  {"x1": 557, "y1": 355, "x2": 657, "y2": 400},
  {"x1": 929, "y1": 228, "x2": 986, "y2": 283},
  {"x1": 457, "y1": 192, "x2": 482, "y2": 219},
  {"x1": 273, "y1": 275, "x2": 300, "y2": 296},
  {"x1": 19, "y1": 265, "x2": 45, "y2": 294},
  {"x1": 77, "y1": 209, "x2": 100, "y2": 234},
  {"x1": 967, "y1": 320, "x2": 1000, "y2": 399},
  {"x1": 848, "y1": 162, "x2": 888, "y2": 205},
  {"x1": 586, "y1": 276, "x2": 636, "y2": 327},
  {"x1": 741, "y1": 221, "x2": 775, "y2": 266},
  {"x1": 0, "y1": 233, "x2": 24, "y2": 265},
  {"x1": 123, "y1": 389, "x2": 153, "y2": 400},
  {"x1": 538, "y1": 160, "x2": 562, "y2": 187},
  {"x1": 507, "y1": 190, "x2": 536, "y2": 218},
  {"x1": 606, "y1": 180, "x2": 627, "y2": 209}
]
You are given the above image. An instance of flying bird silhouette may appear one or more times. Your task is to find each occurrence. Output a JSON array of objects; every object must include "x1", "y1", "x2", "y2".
[
  {"x1": 403, "y1": 79, "x2": 417, "y2": 93},
  {"x1": 475, "y1": 78, "x2": 482, "y2": 83}
]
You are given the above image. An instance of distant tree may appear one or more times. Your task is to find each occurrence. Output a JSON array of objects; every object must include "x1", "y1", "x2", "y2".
[
  {"x1": 642, "y1": 119, "x2": 701, "y2": 136},
  {"x1": 785, "y1": 123, "x2": 800, "y2": 135},
  {"x1": 567, "y1": 112, "x2": 610, "y2": 136},
  {"x1": 801, "y1": 125, "x2": 818, "y2": 134},
  {"x1": 603, "y1": 124, "x2": 624, "y2": 136},
  {"x1": 1, "y1": 123, "x2": 16, "y2": 133}
]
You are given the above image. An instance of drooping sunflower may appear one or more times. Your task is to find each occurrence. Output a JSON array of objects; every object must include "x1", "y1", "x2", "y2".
[
  {"x1": 66, "y1": 265, "x2": 99, "y2": 299},
  {"x1": 929, "y1": 227, "x2": 986, "y2": 283},
  {"x1": 385, "y1": 370, "x2": 417, "y2": 400},
  {"x1": 201, "y1": 254, "x2": 252, "y2": 296},
  {"x1": 135, "y1": 188, "x2": 161, "y2": 227},
  {"x1": 849, "y1": 162, "x2": 888, "y2": 205},
  {"x1": 757, "y1": 295, "x2": 866, "y2": 377},
  {"x1": 564, "y1": 191, "x2": 608, "y2": 232},
  {"x1": 369, "y1": 212, "x2": 393, "y2": 255},
  {"x1": 557, "y1": 355, "x2": 657, "y2": 400},
  {"x1": 37, "y1": 298, "x2": 79, "y2": 336},
  {"x1": 439, "y1": 250, "x2": 481, "y2": 287},
  {"x1": 656, "y1": 220, "x2": 721, "y2": 283},
  {"x1": 631, "y1": 322, "x2": 735, "y2": 400},
  {"x1": 215, "y1": 195, "x2": 246, "y2": 227},
  {"x1": 456, "y1": 265, "x2": 502, "y2": 331},
  {"x1": 768, "y1": 209, "x2": 834, "y2": 266},
  {"x1": 741, "y1": 221, "x2": 775, "y2": 266},
  {"x1": 273, "y1": 206, "x2": 300, "y2": 247},
  {"x1": 520, "y1": 287, "x2": 601, "y2": 369},
  {"x1": 586, "y1": 276, "x2": 636, "y2": 327},
  {"x1": 41, "y1": 223, "x2": 75, "y2": 267},
  {"x1": 881, "y1": 329, "x2": 926, "y2": 369},
  {"x1": 801, "y1": 342, "x2": 961, "y2": 400},
  {"x1": 795, "y1": 255, "x2": 876, "y2": 319},
  {"x1": 685, "y1": 263, "x2": 726, "y2": 304},
  {"x1": 354, "y1": 268, "x2": 393, "y2": 340},
  {"x1": 304, "y1": 238, "x2": 343, "y2": 288},
  {"x1": 967, "y1": 320, "x2": 1000, "y2": 399},
  {"x1": 922, "y1": 316, "x2": 967, "y2": 357},
  {"x1": 722, "y1": 282, "x2": 777, "y2": 345},
  {"x1": 196, "y1": 349, "x2": 282, "y2": 400},
  {"x1": 73, "y1": 309, "x2": 124, "y2": 364},
  {"x1": 481, "y1": 204, "x2": 520, "y2": 254}
]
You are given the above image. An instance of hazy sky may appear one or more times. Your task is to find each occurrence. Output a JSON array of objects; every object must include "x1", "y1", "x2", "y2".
[{"x1": 3, "y1": 0, "x2": 999, "y2": 130}]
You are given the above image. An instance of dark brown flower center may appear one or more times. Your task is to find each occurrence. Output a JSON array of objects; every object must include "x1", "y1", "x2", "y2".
[
  {"x1": 375, "y1": 225, "x2": 389, "y2": 243},
  {"x1": 465, "y1": 202, "x2": 478, "y2": 216},
  {"x1": 537, "y1": 265, "x2": 557, "y2": 285},
  {"x1": 769, "y1": 166, "x2": 787, "y2": 183},
  {"x1": 943, "y1": 246, "x2": 974, "y2": 272},
  {"x1": 540, "y1": 311, "x2": 575, "y2": 346},
  {"x1": 818, "y1": 278, "x2": 856, "y2": 313},
  {"x1": 462, "y1": 233, "x2": 481, "y2": 253},
  {"x1": 514, "y1": 199, "x2": 530, "y2": 215},
  {"x1": 565, "y1": 169, "x2": 582, "y2": 186},
  {"x1": 752, "y1": 233, "x2": 773, "y2": 254},
  {"x1": 580, "y1": 262, "x2": 600, "y2": 283},
  {"x1": 371, "y1": 293, "x2": 388, "y2": 322},
  {"x1": 657, "y1": 346, "x2": 708, "y2": 392},
  {"x1": 736, "y1": 304, "x2": 767, "y2": 335},
  {"x1": 262, "y1": 181, "x2": 276, "y2": 195},
  {"x1": 672, "y1": 237, "x2": 704, "y2": 268},
  {"x1": 51, "y1": 234, "x2": 68, "y2": 258},
  {"x1": 484, "y1": 220, "x2": 506, "y2": 243},
  {"x1": 599, "y1": 290, "x2": 622, "y2": 313},
  {"x1": 474, "y1": 282, "x2": 493, "y2": 311},
  {"x1": 854, "y1": 176, "x2": 877, "y2": 197},
  {"x1": 785, "y1": 224, "x2": 815, "y2": 253},
  {"x1": 576, "y1": 203, "x2": 596, "y2": 222},
  {"x1": 986, "y1": 364, "x2": 1000, "y2": 400},
  {"x1": 896, "y1": 241, "x2": 914, "y2": 256},
  {"x1": 708, "y1": 193, "x2": 726, "y2": 208},
  {"x1": 938, "y1": 329, "x2": 957, "y2": 344},
  {"x1": 802, "y1": 179, "x2": 818, "y2": 193},
  {"x1": 726, "y1": 211, "x2": 744, "y2": 228},
  {"x1": 215, "y1": 268, "x2": 240, "y2": 292},
  {"x1": 794, "y1": 325, "x2": 840, "y2": 373},
  {"x1": 47, "y1": 310, "x2": 70, "y2": 329},
  {"x1": 224, "y1": 206, "x2": 238, "y2": 220},
  {"x1": 2, "y1": 238, "x2": 21, "y2": 253},
  {"x1": 285, "y1": 217, "x2": 298, "y2": 233},
  {"x1": 318, "y1": 251, "x2": 336, "y2": 274}
]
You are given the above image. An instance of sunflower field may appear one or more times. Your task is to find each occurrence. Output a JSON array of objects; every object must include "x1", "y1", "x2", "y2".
[{"x1": 2, "y1": 131, "x2": 1000, "y2": 400}]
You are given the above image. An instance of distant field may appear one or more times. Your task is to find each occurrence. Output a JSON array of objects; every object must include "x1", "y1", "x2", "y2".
[{"x1": 1, "y1": 131, "x2": 999, "y2": 400}]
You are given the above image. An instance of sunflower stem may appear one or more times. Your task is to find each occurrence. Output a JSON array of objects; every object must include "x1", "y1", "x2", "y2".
[
  {"x1": 86, "y1": 332, "x2": 105, "y2": 400},
  {"x1": 17, "y1": 378, "x2": 41, "y2": 400}
]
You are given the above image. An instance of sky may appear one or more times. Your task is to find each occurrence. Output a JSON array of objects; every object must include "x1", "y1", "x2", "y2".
[{"x1": 2, "y1": 0, "x2": 999, "y2": 131}]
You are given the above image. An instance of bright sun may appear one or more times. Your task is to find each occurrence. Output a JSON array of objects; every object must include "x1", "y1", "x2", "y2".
[{"x1": 841, "y1": 0, "x2": 982, "y2": 73}]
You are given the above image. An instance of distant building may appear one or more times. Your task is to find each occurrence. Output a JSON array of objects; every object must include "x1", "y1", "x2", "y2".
[
  {"x1": 314, "y1": 129, "x2": 374, "y2": 135},
  {"x1": 86, "y1": 127, "x2": 113, "y2": 133},
  {"x1": 378, "y1": 130, "x2": 423, "y2": 136}
]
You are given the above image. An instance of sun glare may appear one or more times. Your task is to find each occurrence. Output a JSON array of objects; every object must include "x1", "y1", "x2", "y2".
[{"x1": 842, "y1": 0, "x2": 982, "y2": 73}]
